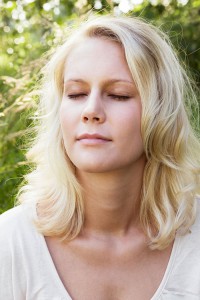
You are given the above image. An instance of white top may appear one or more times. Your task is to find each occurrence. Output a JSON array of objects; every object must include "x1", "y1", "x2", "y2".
[{"x1": 0, "y1": 203, "x2": 200, "y2": 300}]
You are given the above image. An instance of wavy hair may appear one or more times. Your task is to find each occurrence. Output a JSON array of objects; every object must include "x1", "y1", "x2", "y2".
[{"x1": 18, "y1": 15, "x2": 200, "y2": 249}]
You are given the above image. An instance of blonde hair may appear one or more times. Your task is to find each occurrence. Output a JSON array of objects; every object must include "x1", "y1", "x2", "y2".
[{"x1": 19, "y1": 15, "x2": 200, "y2": 249}]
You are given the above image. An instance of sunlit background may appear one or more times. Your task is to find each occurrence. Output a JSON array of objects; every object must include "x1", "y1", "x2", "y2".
[{"x1": 0, "y1": 0, "x2": 200, "y2": 212}]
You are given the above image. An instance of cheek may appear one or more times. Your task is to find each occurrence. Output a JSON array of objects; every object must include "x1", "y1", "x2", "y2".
[
  {"x1": 119, "y1": 105, "x2": 143, "y2": 152},
  {"x1": 60, "y1": 102, "x2": 76, "y2": 131},
  {"x1": 119, "y1": 104, "x2": 141, "y2": 135},
  {"x1": 59, "y1": 104, "x2": 73, "y2": 145}
]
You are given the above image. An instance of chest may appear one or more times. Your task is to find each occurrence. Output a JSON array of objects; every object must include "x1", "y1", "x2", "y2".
[{"x1": 45, "y1": 237, "x2": 173, "y2": 300}]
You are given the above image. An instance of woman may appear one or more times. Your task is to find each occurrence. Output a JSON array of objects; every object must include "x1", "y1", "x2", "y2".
[{"x1": 0, "y1": 15, "x2": 200, "y2": 299}]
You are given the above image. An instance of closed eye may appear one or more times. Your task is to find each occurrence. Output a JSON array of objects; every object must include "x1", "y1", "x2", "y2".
[
  {"x1": 67, "y1": 94, "x2": 87, "y2": 100},
  {"x1": 108, "y1": 94, "x2": 130, "y2": 101}
]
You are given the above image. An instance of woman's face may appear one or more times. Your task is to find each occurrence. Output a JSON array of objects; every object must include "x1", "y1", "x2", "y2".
[{"x1": 60, "y1": 37, "x2": 145, "y2": 174}]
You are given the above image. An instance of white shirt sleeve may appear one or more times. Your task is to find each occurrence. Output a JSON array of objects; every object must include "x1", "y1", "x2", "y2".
[{"x1": 0, "y1": 207, "x2": 26, "y2": 300}]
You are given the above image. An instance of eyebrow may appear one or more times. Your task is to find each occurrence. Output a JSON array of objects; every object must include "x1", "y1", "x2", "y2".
[{"x1": 64, "y1": 78, "x2": 135, "y2": 86}]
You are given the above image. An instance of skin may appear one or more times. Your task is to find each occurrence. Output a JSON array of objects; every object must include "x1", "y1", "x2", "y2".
[
  {"x1": 45, "y1": 38, "x2": 173, "y2": 300},
  {"x1": 60, "y1": 39, "x2": 144, "y2": 175}
]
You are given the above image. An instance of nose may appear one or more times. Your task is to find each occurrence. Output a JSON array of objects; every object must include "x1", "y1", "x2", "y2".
[{"x1": 81, "y1": 92, "x2": 106, "y2": 124}]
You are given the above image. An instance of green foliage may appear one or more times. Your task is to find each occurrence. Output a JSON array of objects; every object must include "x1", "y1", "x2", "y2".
[
  {"x1": 132, "y1": 0, "x2": 200, "y2": 84},
  {"x1": 0, "y1": 0, "x2": 200, "y2": 212}
]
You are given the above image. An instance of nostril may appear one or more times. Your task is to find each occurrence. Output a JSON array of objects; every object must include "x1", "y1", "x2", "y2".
[
  {"x1": 82, "y1": 115, "x2": 100, "y2": 122},
  {"x1": 83, "y1": 116, "x2": 89, "y2": 121},
  {"x1": 94, "y1": 117, "x2": 100, "y2": 121}
]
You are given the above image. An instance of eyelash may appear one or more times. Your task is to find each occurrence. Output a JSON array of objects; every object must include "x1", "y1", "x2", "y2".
[
  {"x1": 67, "y1": 94, "x2": 130, "y2": 101},
  {"x1": 108, "y1": 94, "x2": 130, "y2": 101},
  {"x1": 67, "y1": 94, "x2": 87, "y2": 99}
]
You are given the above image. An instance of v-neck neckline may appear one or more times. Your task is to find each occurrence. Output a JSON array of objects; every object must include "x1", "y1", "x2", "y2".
[
  {"x1": 38, "y1": 228, "x2": 180, "y2": 300},
  {"x1": 150, "y1": 234, "x2": 181, "y2": 299},
  {"x1": 39, "y1": 232, "x2": 73, "y2": 299}
]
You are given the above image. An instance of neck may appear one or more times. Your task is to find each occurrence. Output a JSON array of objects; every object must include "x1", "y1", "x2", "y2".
[{"x1": 77, "y1": 155, "x2": 146, "y2": 237}]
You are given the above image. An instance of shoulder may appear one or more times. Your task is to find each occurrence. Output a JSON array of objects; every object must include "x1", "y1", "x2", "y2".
[
  {"x1": 163, "y1": 197, "x2": 200, "y2": 296},
  {"x1": 172, "y1": 196, "x2": 200, "y2": 270},
  {"x1": 0, "y1": 204, "x2": 42, "y2": 287},
  {"x1": 0, "y1": 205, "x2": 42, "y2": 298},
  {"x1": 0, "y1": 204, "x2": 39, "y2": 252},
  {"x1": 191, "y1": 196, "x2": 200, "y2": 232},
  {"x1": 0, "y1": 205, "x2": 24, "y2": 228},
  {"x1": 0, "y1": 205, "x2": 32, "y2": 239}
]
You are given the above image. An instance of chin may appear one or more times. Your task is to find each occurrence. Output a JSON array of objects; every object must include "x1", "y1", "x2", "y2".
[
  {"x1": 73, "y1": 160, "x2": 133, "y2": 174},
  {"x1": 74, "y1": 162, "x2": 112, "y2": 174}
]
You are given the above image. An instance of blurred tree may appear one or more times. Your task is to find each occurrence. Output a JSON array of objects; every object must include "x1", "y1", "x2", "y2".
[{"x1": 0, "y1": 0, "x2": 199, "y2": 212}]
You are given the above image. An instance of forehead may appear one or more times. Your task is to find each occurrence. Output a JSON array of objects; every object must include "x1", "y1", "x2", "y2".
[{"x1": 63, "y1": 37, "x2": 133, "y2": 83}]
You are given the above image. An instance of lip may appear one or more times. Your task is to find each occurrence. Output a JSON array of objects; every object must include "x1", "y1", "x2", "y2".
[{"x1": 77, "y1": 133, "x2": 111, "y2": 144}]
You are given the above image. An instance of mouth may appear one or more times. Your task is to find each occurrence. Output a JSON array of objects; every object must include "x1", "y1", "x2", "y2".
[{"x1": 77, "y1": 133, "x2": 112, "y2": 145}]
